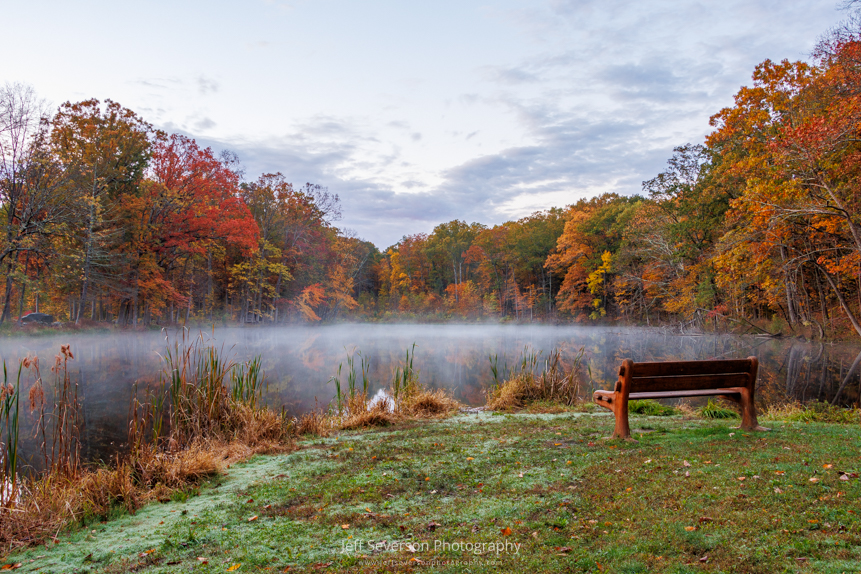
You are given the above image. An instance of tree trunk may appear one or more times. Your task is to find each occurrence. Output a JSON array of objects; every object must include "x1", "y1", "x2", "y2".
[
  {"x1": 207, "y1": 250, "x2": 213, "y2": 322},
  {"x1": 815, "y1": 262, "x2": 861, "y2": 337},
  {"x1": 0, "y1": 256, "x2": 18, "y2": 325},
  {"x1": 77, "y1": 199, "x2": 96, "y2": 325}
]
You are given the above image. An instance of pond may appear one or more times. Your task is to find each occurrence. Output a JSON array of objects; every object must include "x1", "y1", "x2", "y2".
[{"x1": 2, "y1": 324, "x2": 859, "y2": 466}]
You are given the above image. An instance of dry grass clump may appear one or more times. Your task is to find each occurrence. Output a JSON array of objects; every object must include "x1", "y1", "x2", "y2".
[
  {"x1": 228, "y1": 403, "x2": 292, "y2": 451},
  {"x1": 296, "y1": 409, "x2": 330, "y2": 437},
  {"x1": 130, "y1": 442, "x2": 222, "y2": 490},
  {"x1": 401, "y1": 388, "x2": 460, "y2": 417},
  {"x1": 486, "y1": 348, "x2": 585, "y2": 411},
  {"x1": 339, "y1": 393, "x2": 398, "y2": 430}
]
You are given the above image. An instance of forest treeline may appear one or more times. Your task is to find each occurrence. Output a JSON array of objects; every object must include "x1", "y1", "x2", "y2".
[{"x1": 4, "y1": 21, "x2": 861, "y2": 336}]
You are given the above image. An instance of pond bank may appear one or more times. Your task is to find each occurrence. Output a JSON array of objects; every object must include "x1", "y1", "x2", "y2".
[{"x1": 4, "y1": 410, "x2": 861, "y2": 573}]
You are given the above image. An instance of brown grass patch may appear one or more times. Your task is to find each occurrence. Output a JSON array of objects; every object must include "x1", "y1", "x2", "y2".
[
  {"x1": 487, "y1": 373, "x2": 530, "y2": 410},
  {"x1": 340, "y1": 398, "x2": 398, "y2": 430},
  {"x1": 401, "y1": 388, "x2": 460, "y2": 417},
  {"x1": 296, "y1": 409, "x2": 330, "y2": 437}
]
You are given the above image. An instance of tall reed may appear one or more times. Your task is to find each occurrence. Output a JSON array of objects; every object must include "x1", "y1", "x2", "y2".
[
  {"x1": 392, "y1": 343, "x2": 418, "y2": 405},
  {"x1": 0, "y1": 363, "x2": 21, "y2": 507},
  {"x1": 156, "y1": 331, "x2": 269, "y2": 446}
]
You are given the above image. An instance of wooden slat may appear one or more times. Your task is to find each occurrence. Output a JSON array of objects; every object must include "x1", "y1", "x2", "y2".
[
  {"x1": 630, "y1": 359, "x2": 752, "y2": 378},
  {"x1": 629, "y1": 373, "x2": 750, "y2": 393},
  {"x1": 629, "y1": 388, "x2": 743, "y2": 400}
]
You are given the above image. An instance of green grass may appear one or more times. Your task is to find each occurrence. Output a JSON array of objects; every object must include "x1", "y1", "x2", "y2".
[
  {"x1": 628, "y1": 399, "x2": 678, "y2": 417},
  {"x1": 698, "y1": 399, "x2": 740, "y2": 420},
  {"x1": 4, "y1": 412, "x2": 861, "y2": 573}
]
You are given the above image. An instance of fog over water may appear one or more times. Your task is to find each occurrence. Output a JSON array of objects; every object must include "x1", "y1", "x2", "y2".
[{"x1": 2, "y1": 324, "x2": 860, "y2": 465}]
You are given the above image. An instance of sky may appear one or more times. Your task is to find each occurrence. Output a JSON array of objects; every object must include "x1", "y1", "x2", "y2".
[{"x1": 0, "y1": 0, "x2": 850, "y2": 247}]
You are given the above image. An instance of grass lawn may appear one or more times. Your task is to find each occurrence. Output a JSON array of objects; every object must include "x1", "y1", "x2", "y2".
[{"x1": 4, "y1": 411, "x2": 861, "y2": 573}]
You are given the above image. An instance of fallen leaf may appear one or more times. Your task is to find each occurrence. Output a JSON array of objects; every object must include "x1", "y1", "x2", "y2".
[
  {"x1": 248, "y1": 515, "x2": 258, "y2": 522},
  {"x1": 501, "y1": 527, "x2": 512, "y2": 536},
  {"x1": 683, "y1": 460, "x2": 691, "y2": 467},
  {"x1": 227, "y1": 565, "x2": 241, "y2": 572},
  {"x1": 197, "y1": 557, "x2": 208, "y2": 564},
  {"x1": 809, "y1": 477, "x2": 820, "y2": 483},
  {"x1": 699, "y1": 516, "x2": 713, "y2": 524},
  {"x1": 555, "y1": 546, "x2": 572, "y2": 553},
  {"x1": 518, "y1": 473, "x2": 524, "y2": 478},
  {"x1": 466, "y1": 457, "x2": 474, "y2": 461},
  {"x1": 685, "y1": 526, "x2": 696, "y2": 532},
  {"x1": 774, "y1": 488, "x2": 784, "y2": 494},
  {"x1": 737, "y1": 477, "x2": 746, "y2": 481},
  {"x1": 775, "y1": 471, "x2": 785, "y2": 475},
  {"x1": 246, "y1": 498, "x2": 254, "y2": 503},
  {"x1": 823, "y1": 464, "x2": 833, "y2": 469},
  {"x1": 532, "y1": 532, "x2": 538, "y2": 538},
  {"x1": 427, "y1": 521, "x2": 441, "y2": 531},
  {"x1": 264, "y1": 504, "x2": 272, "y2": 509},
  {"x1": 840, "y1": 474, "x2": 850, "y2": 481},
  {"x1": 425, "y1": 477, "x2": 430, "y2": 481},
  {"x1": 341, "y1": 524, "x2": 350, "y2": 529},
  {"x1": 699, "y1": 555, "x2": 709, "y2": 563}
]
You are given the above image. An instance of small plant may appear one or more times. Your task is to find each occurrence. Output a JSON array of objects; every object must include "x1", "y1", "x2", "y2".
[
  {"x1": 628, "y1": 399, "x2": 678, "y2": 417},
  {"x1": 698, "y1": 399, "x2": 739, "y2": 419}
]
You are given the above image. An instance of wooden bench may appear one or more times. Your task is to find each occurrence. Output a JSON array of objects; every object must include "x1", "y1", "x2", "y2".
[{"x1": 593, "y1": 356, "x2": 769, "y2": 439}]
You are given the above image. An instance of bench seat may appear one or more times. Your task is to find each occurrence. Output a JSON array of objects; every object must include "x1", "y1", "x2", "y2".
[{"x1": 594, "y1": 388, "x2": 745, "y2": 402}]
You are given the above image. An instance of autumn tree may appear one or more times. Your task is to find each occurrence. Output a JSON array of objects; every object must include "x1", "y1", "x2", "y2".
[
  {"x1": 0, "y1": 84, "x2": 72, "y2": 323},
  {"x1": 51, "y1": 99, "x2": 153, "y2": 323}
]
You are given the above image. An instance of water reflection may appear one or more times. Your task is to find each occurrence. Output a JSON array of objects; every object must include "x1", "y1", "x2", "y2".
[{"x1": 1, "y1": 325, "x2": 859, "y2": 465}]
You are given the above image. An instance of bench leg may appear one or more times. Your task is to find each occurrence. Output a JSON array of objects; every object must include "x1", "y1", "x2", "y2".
[
  {"x1": 593, "y1": 394, "x2": 632, "y2": 439},
  {"x1": 612, "y1": 399, "x2": 631, "y2": 440},
  {"x1": 721, "y1": 390, "x2": 769, "y2": 432}
]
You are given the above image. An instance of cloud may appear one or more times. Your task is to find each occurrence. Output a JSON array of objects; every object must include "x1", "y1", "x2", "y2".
[
  {"x1": 483, "y1": 65, "x2": 541, "y2": 85},
  {"x1": 197, "y1": 76, "x2": 219, "y2": 95},
  {"x1": 193, "y1": 116, "x2": 217, "y2": 131},
  {"x1": 167, "y1": 0, "x2": 842, "y2": 247}
]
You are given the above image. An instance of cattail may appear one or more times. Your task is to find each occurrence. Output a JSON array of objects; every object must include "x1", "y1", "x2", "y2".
[{"x1": 29, "y1": 381, "x2": 45, "y2": 413}]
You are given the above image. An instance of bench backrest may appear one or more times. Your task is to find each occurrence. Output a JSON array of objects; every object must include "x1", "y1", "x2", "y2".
[{"x1": 618, "y1": 357, "x2": 758, "y2": 393}]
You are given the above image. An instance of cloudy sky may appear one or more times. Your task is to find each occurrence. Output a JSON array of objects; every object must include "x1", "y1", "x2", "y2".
[{"x1": 1, "y1": 0, "x2": 849, "y2": 247}]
